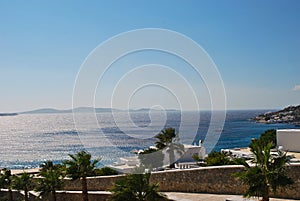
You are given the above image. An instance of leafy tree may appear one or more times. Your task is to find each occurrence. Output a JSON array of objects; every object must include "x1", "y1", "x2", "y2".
[
  {"x1": 155, "y1": 128, "x2": 176, "y2": 150},
  {"x1": 249, "y1": 129, "x2": 276, "y2": 149},
  {"x1": 203, "y1": 151, "x2": 244, "y2": 166},
  {"x1": 12, "y1": 172, "x2": 34, "y2": 201},
  {"x1": 65, "y1": 150, "x2": 99, "y2": 201},
  {"x1": 0, "y1": 168, "x2": 13, "y2": 201},
  {"x1": 40, "y1": 161, "x2": 55, "y2": 173},
  {"x1": 204, "y1": 151, "x2": 232, "y2": 166},
  {"x1": 154, "y1": 127, "x2": 184, "y2": 168},
  {"x1": 94, "y1": 167, "x2": 118, "y2": 176},
  {"x1": 35, "y1": 161, "x2": 65, "y2": 201},
  {"x1": 109, "y1": 173, "x2": 169, "y2": 201},
  {"x1": 235, "y1": 140, "x2": 293, "y2": 201}
]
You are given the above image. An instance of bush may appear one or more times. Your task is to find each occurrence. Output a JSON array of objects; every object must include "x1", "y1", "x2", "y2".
[
  {"x1": 94, "y1": 167, "x2": 118, "y2": 176},
  {"x1": 249, "y1": 129, "x2": 276, "y2": 149},
  {"x1": 204, "y1": 151, "x2": 244, "y2": 166}
]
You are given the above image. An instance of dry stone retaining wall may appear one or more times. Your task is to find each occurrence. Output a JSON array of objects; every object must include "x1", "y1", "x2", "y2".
[
  {"x1": 62, "y1": 175, "x2": 125, "y2": 191},
  {"x1": 61, "y1": 164, "x2": 300, "y2": 200}
]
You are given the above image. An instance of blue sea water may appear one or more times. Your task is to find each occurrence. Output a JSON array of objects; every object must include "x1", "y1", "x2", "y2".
[{"x1": 0, "y1": 110, "x2": 297, "y2": 169}]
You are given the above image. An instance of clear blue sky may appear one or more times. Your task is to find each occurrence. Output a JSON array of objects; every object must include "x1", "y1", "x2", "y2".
[{"x1": 1, "y1": 0, "x2": 300, "y2": 112}]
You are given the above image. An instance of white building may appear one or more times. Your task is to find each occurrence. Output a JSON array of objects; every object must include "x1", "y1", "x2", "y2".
[
  {"x1": 109, "y1": 143, "x2": 206, "y2": 173},
  {"x1": 221, "y1": 148, "x2": 253, "y2": 159},
  {"x1": 177, "y1": 143, "x2": 206, "y2": 163},
  {"x1": 277, "y1": 129, "x2": 300, "y2": 152},
  {"x1": 109, "y1": 156, "x2": 140, "y2": 173}
]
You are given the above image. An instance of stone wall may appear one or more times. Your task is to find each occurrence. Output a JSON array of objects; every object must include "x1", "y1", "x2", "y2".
[
  {"x1": 62, "y1": 175, "x2": 125, "y2": 191},
  {"x1": 273, "y1": 164, "x2": 300, "y2": 199},
  {"x1": 60, "y1": 164, "x2": 300, "y2": 200},
  {"x1": 55, "y1": 192, "x2": 111, "y2": 201},
  {"x1": 0, "y1": 190, "x2": 24, "y2": 201},
  {"x1": 150, "y1": 165, "x2": 246, "y2": 194},
  {"x1": 150, "y1": 164, "x2": 300, "y2": 200}
]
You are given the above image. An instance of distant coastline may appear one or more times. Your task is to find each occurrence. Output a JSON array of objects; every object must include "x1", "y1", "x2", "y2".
[
  {"x1": 0, "y1": 113, "x2": 18, "y2": 116},
  {"x1": 17, "y1": 107, "x2": 179, "y2": 115},
  {"x1": 253, "y1": 105, "x2": 300, "y2": 125}
]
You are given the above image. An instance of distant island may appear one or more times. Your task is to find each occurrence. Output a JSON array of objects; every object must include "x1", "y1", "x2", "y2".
[
  {"x1": 18, "y1": 107, "x2": 178, "y2": 114},
  {"x1": 253, "y1": 105, "x2": 300, "y2": 125},
  {"x1": 0, "y1": 113, "x2": 18, "y2": 116},
  {"x1": 20, "y1": 107, "x2": 121, "y2": 114}
]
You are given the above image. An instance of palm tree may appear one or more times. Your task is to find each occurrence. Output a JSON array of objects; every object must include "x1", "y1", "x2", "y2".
[
  {"x1": 40, "y1": 161, "x2": 55, "y2": 173},
  {"x1": 12, "y1": 172, "x2": 34, "y2": 201},
  {"x1": 155, "y1": 128, "x2": 184, "y2": 168},
  {"x1": 0, "y1": 168, "x2": 13, "y2": 201},
  {"x1": 35, "y1": 161, "x2": 65, "y2": 201},
  {"x1": 235, "y1": 140, "x2": 293, "y2": 201},
  {"x1": 109, "y1": 173, "x2": 169, "y2": 201},
  {"x1": 155, "y1": 128, "x2": 176, "y2": 150},
  {"x1": 65, "y1": 150, "x2": 99, "y2": 201}
]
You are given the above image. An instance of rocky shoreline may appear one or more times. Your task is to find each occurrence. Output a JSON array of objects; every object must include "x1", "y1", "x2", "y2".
[{"x1": 253, "y1": 105, "x2": 300, "y2": 125}]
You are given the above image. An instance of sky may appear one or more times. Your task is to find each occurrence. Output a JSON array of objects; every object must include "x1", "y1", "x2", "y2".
[{"x1": 0, "y1": 0, "x2": 300, "y2": 112}]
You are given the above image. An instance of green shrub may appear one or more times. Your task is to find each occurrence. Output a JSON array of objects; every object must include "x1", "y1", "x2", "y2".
[
  {"x1": 249, "y1": 129, "x2": 276, "y2": 149},
  {"x1": 94, "y1": 167, "x2": 118, "y2": 176}
]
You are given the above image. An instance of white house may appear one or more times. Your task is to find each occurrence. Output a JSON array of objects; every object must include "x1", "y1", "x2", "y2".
[
  {"x1": 177, "y1": 143, "x2": 206, "y2": 163},
  {"x1": 109, "y1": 156, "x2": 140, "y2": 173},
  {"x1": 277, "y1": 129, "x2": 300, "y2": 152},
  {"x1": 109, "y1": 143, "x2": 206, "y2": 173}
]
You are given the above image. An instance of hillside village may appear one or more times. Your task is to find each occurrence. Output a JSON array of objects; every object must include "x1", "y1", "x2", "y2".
[{"x1": 253, "y1": 105, "x2": 300, "y2": 125}]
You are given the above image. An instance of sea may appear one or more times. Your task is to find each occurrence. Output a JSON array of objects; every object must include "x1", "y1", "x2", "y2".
[{"x1": 0, "y1": 110, "x2": 297, "y2": 169}]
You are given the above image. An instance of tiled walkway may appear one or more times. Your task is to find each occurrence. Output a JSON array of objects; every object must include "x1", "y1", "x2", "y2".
[{"x1": 164, "y1": 192, "x2": 296, "y2": 201}]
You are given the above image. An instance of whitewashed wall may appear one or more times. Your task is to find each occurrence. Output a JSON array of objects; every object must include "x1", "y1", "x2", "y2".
[{"x1": 277, "y1": 129, "x2": 300, "y2": 152}]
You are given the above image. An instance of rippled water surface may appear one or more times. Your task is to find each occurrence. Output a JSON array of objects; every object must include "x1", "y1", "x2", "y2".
[{"x1": 0, "y1": 110, "x2": 296, "y2": 169}]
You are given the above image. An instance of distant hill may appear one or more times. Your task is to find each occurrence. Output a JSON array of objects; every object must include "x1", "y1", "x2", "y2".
[
  {"x1": 20, "y1": 108, "x2": 66, "y2": 114},
  {"x1": 253, "y1": 105, "x2": 300, "y2": 125},
  {"x1": 20, "y1": 107, "x2": 122, "y2": 114},
  {"x1": 128, "y1": 108, "x2": 178, "y2": 112},
  {"x1": 19, "y1": 107, "x2": 178, "y2": 114},
  {"x1": 0, "y1": 113, "x2": 18, "y2": 116}
]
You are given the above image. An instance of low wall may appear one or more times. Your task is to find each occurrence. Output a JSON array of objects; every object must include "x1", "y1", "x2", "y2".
[
  {"x1": 151, "y1": 164, "x2": 300, "y2": 199},
  {"x1": 63, "y1": 175, "x2": 125, "y2": 191},
  {"x1": 150, "y1": 165, "x2": 245, "y2": 194},
  {"x1": 61, "y1": 164, "x2": 300, "y2": 200},
  {"x1": 0, "y1": 190, "x2": 41, "y2": 201},
  {"x1": 55, "y1": 192, "x2": 111, "y2": 201},
  {"x1": 0, "y1": 190, "x2": 23, "y2": 201}
]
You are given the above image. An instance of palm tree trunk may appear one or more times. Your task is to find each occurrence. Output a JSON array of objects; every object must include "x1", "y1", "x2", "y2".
[
  {"x1": 7, "y1": 179, "x2": 13, "y2": 201},
  {"x1": 262, "y1": 187, "x2": 270, "y2": 201},
  {"x1": 52, "y1": 190, "x2": 57, "y2": 201},
  {"x1": 8, "y1": 188, "x2": 13, "y2": 201},
  {"x1": 24, "y1": 187, "x2": 29, "y2": 201},
  {"x1": 262, "y1": 194, "x2": 269, "y2": 201},
  {"x1": 81, "y1": 176, "x2": 89, "y2": 201}
]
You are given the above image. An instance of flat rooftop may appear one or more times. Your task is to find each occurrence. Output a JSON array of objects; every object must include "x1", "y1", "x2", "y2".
[
  {"x1": 277, "y1": 129, "x2": 300, "y2": 132},
  {"x1": 237, "y1": 147, "x2": 300, "y2": 160}
]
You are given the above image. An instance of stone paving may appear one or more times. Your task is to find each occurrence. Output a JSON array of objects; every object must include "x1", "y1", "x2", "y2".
[{"x1": 164, "y1": 192, "x2": 297, "y2": 201}]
